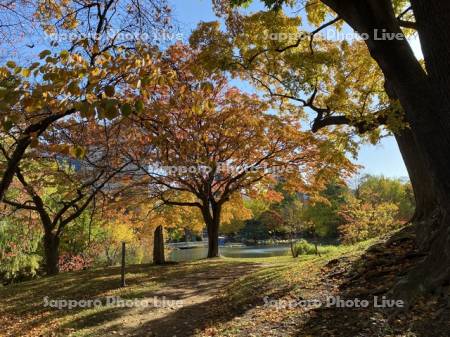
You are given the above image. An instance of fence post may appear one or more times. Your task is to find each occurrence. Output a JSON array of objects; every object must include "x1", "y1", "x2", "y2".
[{"x1": 120, "y1": 241, "x2": 126, "y2": 287}]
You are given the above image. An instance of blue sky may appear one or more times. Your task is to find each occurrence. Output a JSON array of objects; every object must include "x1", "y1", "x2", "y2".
[
  {"x1": 169, "y1": 0, "x2": 412, "y2": 179},
  {"x1": 4, "y1": 0, "x2": 412, "y2": 179}
]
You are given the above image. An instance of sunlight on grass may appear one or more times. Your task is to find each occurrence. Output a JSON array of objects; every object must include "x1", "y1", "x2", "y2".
[{"x1": 0, "y1": 240, "x2": 377, "y2": 337}]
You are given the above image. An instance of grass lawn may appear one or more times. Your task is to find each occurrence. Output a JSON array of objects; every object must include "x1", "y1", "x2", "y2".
[{"x1": 4, "y1": 238, "x2": 438, "y2": 337}]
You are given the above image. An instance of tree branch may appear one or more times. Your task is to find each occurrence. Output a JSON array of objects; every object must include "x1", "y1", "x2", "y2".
[{"x1": 0, "y1": 108, "x2": 76, "y2": 203}]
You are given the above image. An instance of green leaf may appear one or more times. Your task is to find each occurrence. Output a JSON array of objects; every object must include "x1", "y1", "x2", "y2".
[
  {"x1": 121, "y1": 103, "x2": 132, "y2": 117},
  {"x1": 60, "y1": 50, "x2": 70, "y2": 58},
  {"x1": 3, "y1": 120, "x2": 14, "y2": 131},
  {"x1": 0, "y1": 87, "x2": 8, "y2": 98},
  {"x1": 135, "y1": 99, "x2": 145, "y2": 113},
  {"x1": 39, "y1": 50, "x2": 52, "y2": 59},
  {"x1": 6, "y1": 61, "x2": 16, "y2": 69}
]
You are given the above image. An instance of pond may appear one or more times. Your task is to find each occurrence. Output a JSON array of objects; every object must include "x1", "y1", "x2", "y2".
[{"x1": 168, "y1": 244, "x2": 291, "y2": 262}]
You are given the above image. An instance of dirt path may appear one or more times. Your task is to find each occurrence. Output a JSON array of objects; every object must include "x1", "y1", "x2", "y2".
[
  {"x1": 5, "y1": 235, "x2": 446, "y2": 337},
  {"x1": 77, "y1": 262, "x2": 262, "y2": 337}
]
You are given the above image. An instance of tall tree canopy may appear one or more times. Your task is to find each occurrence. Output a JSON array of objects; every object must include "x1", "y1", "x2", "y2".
[
  {"x1": 200, "y1": 0, "x2": 450, "y2": 301},
  {"x1": 124, "y1": 44, "x2": 355, "y2": 257},
  {"x1": 0, "y1": 0, "x2": 171, "y2": 202}
]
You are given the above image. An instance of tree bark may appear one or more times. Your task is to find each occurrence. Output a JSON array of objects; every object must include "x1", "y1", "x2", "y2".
[
  {"x1": 410, "y1": 1, "x2": 450, "y2": 106},
  {"x1": 384, "y1": 80, "x2": 437, "y2": 250},
  {"x1": 153, "y1": 225, "x2": 165, "y2": 265},
  {"x1": 0, "y1": 109, "x2": 75, "y2": 203},
  {"x1": 320, "y1": 0, "x2": 450, "y2": 300},
  {"x1": 201, "y1": 203, "x2": 221, "y2": 258},
  {"x1": 43, "y1": 231, "x2": 60, "y2": 276},
  {"x1": 394, "y1": 128, "x2": 437, "y2": 248},
  {"x1": 320, "y1": 1, "x2": 450, "y2": 201},
  {"x1": 207, "y1": 220, "x2": 220, "y2": 258},
  {"x1": 0, "y1": 138, "x2": 31, "y2": 203}
]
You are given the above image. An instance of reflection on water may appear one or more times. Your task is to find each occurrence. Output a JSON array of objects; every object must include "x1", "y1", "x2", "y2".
[{"x1": 168, "y1": 244, "x2": 291, "y2": 262}]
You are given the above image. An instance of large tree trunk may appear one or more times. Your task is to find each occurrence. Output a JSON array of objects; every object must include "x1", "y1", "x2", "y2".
[
  {"x1": 43, "y1": 231, "x2": 60, "y2": 276},
  {"x1": 320, "y1": 0, "x2": 450, "y2": 300},
  {"x1": 206, "y1": 220, "x2": 220, "y2": 258},
  {"x1": 394, "y1": 129, "x2": 435, "y2": 221},
  {"x1": 394, "y1": 128, "x2": 438, "y2": 251},
  {"x1": 411, "y1": 1, "x2": 450, "y2": 106},
  {"x1": 201, "y1": 203, "x2": 221, "y2": 258},
  {"x1": 320, "y1": 1, "x2": 450, "y2": 197},
  {"x1": 153, "y1": 225, "x2": 165, "y2": 265},
  {"x1": 385, "y1": 80, "x2": 437, "y2": 250}
]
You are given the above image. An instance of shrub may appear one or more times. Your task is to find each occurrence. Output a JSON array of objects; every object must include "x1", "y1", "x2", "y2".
[
  {"x1": 58, "y1": 254, "x2": 93, "y2": 272},
  {"x1": 291, "y1": 239, "x2": 338, "y2": 257},
  {"x1": 339, "y1": 198, "x2": 403, "y2": 244},
  {"x1": 292, "y1": 239, "x2": 319, "y2": 256},
  {"x1": 0, "y1": 253, "x2": 41, "y2": 285},
  {"x1": 0, "y1": 218, "x2": 42, "y2": 284}
]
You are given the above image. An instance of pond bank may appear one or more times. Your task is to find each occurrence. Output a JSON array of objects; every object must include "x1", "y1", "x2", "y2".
[{"x1": 168, "y1": 244, "x2": 292, "y2": 262}]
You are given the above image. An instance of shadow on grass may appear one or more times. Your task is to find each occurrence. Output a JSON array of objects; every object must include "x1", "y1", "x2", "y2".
[
  {"x1": 63, "y1": 263, "x2": 295, "y2": 337},
  {"x1": 1, "y1": 259, "x2": 280, "y2": 336}
]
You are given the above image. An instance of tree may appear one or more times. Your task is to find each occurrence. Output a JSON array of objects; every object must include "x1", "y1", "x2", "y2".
[
  {"x1": 112, "y1": 187, "x2": 208, "y2": 265},
  {"x1": 331, "y1": 175, "x2": 414, "y2": 243},
  {"x1": 355, "y1": 175, "x2": 414, "y2": 220},
  {"x1": 143, "y1": 203, "x2": 182, "y2": 265},
  {"x1": 339, "y1": 196, "x2": 401, "y2": 244},
  {"x1": 125, "y1": 44, "x2": 355, "y2": 258},
  {"x1": 219, "y1": 193, "x2": 253, "y2": 235},
  {"x1": 237, "y1": 198, "x2": 274, "y2": 242},
  {"x1": 0, "y1": 0, "x2": 171, "y2": 202},
  {"x1": 2, "y1": 118, "x2": 135, "y2": 275},
  {"x1": 100, "y1": 218, "x2": 136, "y2": 267},
  {"x1": 190, "y1": 10, "x2": 429, "y2": 222},
  {"x1": 299, "y1": 182, "x2": 350, "y2": 239},
  {"x1": 0, "y1": 205, "x2": 42, "y2": 284},
  {"x1": 206, "y1": 0, "x2": 450, "y2": 300},
  {"x1": 0, "y1": 1, "x2": 175, "y2": 274}
]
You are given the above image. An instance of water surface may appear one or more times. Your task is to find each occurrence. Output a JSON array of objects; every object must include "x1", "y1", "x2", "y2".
[{"x1": 169, "y1": 244, "x2": 291, "y2": 262}]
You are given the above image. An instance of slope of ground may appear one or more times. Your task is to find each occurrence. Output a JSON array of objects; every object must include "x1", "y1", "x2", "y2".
[
  {"x1": 1, "y1": 232, "x2": 448, "y2": 337},
  {"x1": 197, "y1": 228, "x2": 449, "y2": 337}
]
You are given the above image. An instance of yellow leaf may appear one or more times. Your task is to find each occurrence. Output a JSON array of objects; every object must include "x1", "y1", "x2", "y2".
[{"x1": 21, "y1": 68, "x2": 31, "y2": 77}]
